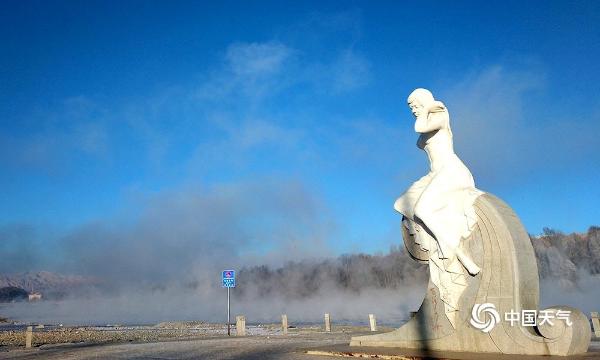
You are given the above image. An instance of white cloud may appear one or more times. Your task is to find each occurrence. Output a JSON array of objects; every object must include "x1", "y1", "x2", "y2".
[
  {"x1": 196, "y1": 41, "x2": 296, "y2": 102},
  {"x1": 226, "y1": 42, "x2": 292, "y2": 77},
  {"x1": 440, "y1": 66, "x2": 542, "y2": 181},
  {"x1": 331, "y1": 49, "x2": 370, "y2": 93},
  {"x1": 436, "y1": 65, "x2": 600, "y2": 187}
]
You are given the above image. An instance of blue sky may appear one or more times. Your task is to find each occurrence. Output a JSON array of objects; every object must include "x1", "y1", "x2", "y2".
[{"x1": 1, "y1": 1, "x2": 599, "y2": 264}]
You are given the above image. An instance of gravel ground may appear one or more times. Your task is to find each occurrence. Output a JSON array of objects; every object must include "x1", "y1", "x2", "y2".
[
  {"x1": 0, "y1": 322, "x2": 257, "y2": 347},
  {"x1": 4, "y1": 322, "x2": 596, "y2": 359},
  {"x1": 0, "y1": 322, "x2": 385, "y2": 359},
  {"x1": 0, "y1": 322, "x2": 377, "y2": 347},
  {"x1": 2, "y1": 334, "x2": 599, "y2": 360},
  {"x1": 0, "y1": 327, "x2": 369, "y2": 360}
]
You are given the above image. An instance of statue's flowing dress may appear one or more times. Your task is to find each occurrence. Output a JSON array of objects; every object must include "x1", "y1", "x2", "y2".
[{"x1": 393, "y1": 108, "x2": 482, "y2": 326}]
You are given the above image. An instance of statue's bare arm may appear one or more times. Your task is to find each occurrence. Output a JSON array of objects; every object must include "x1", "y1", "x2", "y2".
[{"x1": 414, "y1": 101, "x2": 447, "y2": 133}]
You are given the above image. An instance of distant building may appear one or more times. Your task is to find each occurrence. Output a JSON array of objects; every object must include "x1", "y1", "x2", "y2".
[{"x1": 28, "y1": 292, "x2": 42, "y2": 301}]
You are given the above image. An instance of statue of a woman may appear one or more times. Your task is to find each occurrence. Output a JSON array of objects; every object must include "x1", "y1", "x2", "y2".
[
  {"x1": 351, "y1": 89, "x2": 591, "y2": 354},
  {"x1": 394, "y1": 88, "x2": 482, "y2": 276}
]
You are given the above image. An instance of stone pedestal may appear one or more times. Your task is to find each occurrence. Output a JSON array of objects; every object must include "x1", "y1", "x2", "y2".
[
  {"x1": 25, "y1": 326, "x2": 32, "y2": 348},
  {"x1": 282, "y1": 314, "x2": 288, "y2": 335}
]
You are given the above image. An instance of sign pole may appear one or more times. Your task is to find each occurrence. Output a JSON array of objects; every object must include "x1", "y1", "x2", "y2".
[
  {"x1": 227, "y1": 286, "x2": 231, "y2": 336},
  {"x1": 222, "y1": 269, "x2": 235, "y2": 336}
]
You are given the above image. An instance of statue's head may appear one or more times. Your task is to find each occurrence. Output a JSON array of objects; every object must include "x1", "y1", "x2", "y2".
[{"x1": 407, "y1": 88, "x2": 434, "y2": 118}]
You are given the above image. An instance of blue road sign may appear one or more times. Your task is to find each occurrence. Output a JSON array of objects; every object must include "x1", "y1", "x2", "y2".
[{"x1": 222, "y1": 269, "x2": 236, "y2": 288}]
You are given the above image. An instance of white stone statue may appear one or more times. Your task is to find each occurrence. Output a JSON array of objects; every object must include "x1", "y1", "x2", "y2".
[
  {"x1": 394, "y1": 88, "x2": 483, "y2": 326},
  {"x1": 350, "y1": 88, "x2": 591, "y2": 356}
]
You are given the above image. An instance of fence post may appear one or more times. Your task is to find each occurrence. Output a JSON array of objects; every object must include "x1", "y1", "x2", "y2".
[
  {"x1": 236, "y1": 315, "x2": 246, "y2": 336},
  {"x1": 281, "y1": 314, "x2": 288, "y2": 335},
  {"x1": 591, "y1": 312, "x2": 600, "y2": 338},
  {"x1": 369, "y1": 314, "x2": 377, "y2": 331},
  {"x1": 25, "y1": 326, "x2": 33, "y2": 348},
  {"x1": 324, "y1": 313, "x2": 331, "y2": 332}
]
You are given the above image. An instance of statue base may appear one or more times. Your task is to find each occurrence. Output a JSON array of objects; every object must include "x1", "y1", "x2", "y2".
[{"x1": 350, "y1": 194, "x2": 591, "y2": 356}]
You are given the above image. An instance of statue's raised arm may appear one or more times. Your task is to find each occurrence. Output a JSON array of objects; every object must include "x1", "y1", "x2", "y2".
[{"x1": 412, "y1": 98, "x2": 448, "y2": 133}]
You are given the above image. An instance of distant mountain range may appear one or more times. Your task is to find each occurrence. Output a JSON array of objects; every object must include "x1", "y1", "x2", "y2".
[
  {"x1": 0, "y1": 271, "x2": 96, "y2": 300},
  {"x1": 1, "y1": 227, "x2": 598, "y2": 300}
]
